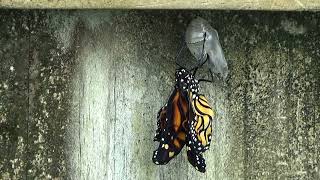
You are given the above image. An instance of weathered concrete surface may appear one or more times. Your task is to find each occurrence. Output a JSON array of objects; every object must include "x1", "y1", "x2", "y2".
[
  {"x1": 0, "y1": 10, "x2": 320, "y2": 179},
  {"x1": 1, "y1": 0, "x2": 320, "y2": 11},
  {"x1": 0, "y1": 11, "x2": 29, "y2": 180},
  {"x1": 0, "y1": 11, "x2": 74, "y2": 179}
]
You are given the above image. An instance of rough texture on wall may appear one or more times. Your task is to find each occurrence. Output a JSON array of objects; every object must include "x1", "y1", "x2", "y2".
[
  {"x1": 0, "y1": 0, "x2": 320, "y2": 10},
  {"x1": 0, "y1": 10, "x2": 319, "y2": 179}
]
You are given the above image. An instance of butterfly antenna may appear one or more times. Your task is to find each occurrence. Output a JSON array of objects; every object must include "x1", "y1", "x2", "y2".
[{"x1": 198, "y1": 79, "x2": 212, "y2": 83}]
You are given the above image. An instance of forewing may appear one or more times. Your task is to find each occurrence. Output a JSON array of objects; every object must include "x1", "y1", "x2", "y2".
[
  {"x1": 153, "y1": 88, "x2": 188, "y2": 165},
  {"x1": 188, "y1": 93, "x2": 214, "y2": 154}
]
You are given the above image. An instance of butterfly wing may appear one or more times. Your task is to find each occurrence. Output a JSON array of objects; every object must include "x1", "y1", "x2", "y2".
[
  {"x1": 185, "y1": 108, "x2": 208, "y2": 173},
  {"x1": 152, "y1": 88, "x2": 189, "y2": 165},
  {"x1": 186, "y1": 93, "x2": 214, "y2": 172},
  {"x1": 186, "y1": 141, "x2": 206, "y2": 173},
  {"x1": 189, "y1": 93, "x2": 214, "y2": 153}
]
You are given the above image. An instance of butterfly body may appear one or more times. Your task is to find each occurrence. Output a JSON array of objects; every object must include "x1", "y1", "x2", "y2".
[{"x1": 153, "y1": 68, "x2": 214, "y2": 173}]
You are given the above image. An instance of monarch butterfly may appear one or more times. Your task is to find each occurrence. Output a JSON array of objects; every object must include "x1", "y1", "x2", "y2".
[{"x1": 152, "y1": 65, "x2": 214, "y2": 173}]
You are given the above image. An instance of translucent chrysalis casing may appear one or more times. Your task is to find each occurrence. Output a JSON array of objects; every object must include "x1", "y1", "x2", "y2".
[{"x1": 185, "y1": 17, "x2": 229, "y2": 81}]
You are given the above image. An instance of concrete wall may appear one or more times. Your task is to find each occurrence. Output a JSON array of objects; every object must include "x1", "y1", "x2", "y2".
[
  {"x1": 1, "y1": 0, "x2": 320, "y2": 10},
  {"x1": 0, "y1": 10, "x2": 319, "y2": 179}
]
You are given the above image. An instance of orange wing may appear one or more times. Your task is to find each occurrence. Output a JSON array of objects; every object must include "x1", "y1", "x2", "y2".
[
  {"x1": 188, "y1": 92, "x2": 214, "y2": 153},
  {"x1": 152, "y1": 88, "x2": 188, "y2": 165},
  {"x1": 185, "y1": 93, "x2": 214, "y2": 173}
]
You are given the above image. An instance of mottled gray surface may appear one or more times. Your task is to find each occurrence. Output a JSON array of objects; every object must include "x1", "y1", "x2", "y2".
[{"x1": 0, "y1": 10, "x2": 319, "y2": 180}]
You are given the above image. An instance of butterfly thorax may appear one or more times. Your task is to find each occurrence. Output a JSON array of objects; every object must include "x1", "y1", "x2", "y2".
[{"x1": 175, "y1": 68, "x2": 199, "y2": 95}]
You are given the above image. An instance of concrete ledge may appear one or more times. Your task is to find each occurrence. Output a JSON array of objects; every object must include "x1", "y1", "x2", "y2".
[{"x1": 0, "y1": 0, "x2": 320, "y2": 10}]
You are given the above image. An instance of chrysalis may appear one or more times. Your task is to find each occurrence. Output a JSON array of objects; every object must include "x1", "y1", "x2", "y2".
[{"x1": 185, "y1": 17, "x2": 229, "y2": 81}]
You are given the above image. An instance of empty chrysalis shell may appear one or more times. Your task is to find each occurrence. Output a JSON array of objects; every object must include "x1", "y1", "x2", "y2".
[{"x1": 185, "y1": 17, "x2": 229, "y2": 81}]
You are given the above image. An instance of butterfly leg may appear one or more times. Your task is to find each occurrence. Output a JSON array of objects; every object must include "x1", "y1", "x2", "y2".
[{"x1": 197, "y1": 69, "x2": 215, "y2": 83}]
